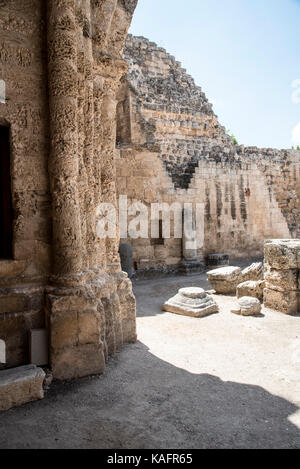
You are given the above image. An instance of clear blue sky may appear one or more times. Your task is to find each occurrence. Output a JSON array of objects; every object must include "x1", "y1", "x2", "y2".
[{"x1": 129, "y1": 0, "x2": 300, "y2": 149}]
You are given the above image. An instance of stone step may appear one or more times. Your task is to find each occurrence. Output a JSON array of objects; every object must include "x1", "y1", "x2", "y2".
[{"x1": 0, "y1": 365, "x2": 45, "y2": 411}]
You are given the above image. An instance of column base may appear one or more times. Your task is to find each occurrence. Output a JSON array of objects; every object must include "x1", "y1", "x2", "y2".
[{"x1": 46, "y1": 271, "x2": 136, "y2": 380}]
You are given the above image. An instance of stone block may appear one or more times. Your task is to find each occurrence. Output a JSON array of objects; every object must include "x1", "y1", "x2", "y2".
[
  {"x1": 0, "y1": 365, "x2": 45, "y2": 411},
  {"x1": 207, "y1": 266, "x2": 242, "y2": 294},
  {"x1": 50, "y1": 311, "x2": 78, "y2": 350},
  {"x1": 0, "y1": 260, "x2": 27, "y2": 279},
  {"x1": 231, "y1": 296, "x2": 262, "y2": 316},
  {"x1": 241, "y1": 262, "x2": 264, "y2": 282},
  {"x1": 265, "y1": 268, "x2": 298, "y2": 292},
  {"x1": 264, "y1": 239, "x2": 300, "y2": 270},
  {"x1": 51, "y1": 343, "x2": 105, "y2": 381},
  {"x1": 263, "y1": 288, "x2": 299, "y2": 315},
  {"x1": 78, "y1": 310, "x2": 102, "y2": 346},
  {"x1": 236, "y1": 280, "x2": 265, "y2": 302}
]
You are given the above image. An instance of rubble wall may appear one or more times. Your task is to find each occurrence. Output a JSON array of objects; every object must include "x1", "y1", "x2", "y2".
[{"x1": 116, "y1": 35, "x2": 300, "y2": 271}]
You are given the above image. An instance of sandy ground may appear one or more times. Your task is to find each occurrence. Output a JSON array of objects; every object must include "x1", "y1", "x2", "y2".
[{"x1": 0, "y1": 271, "x2": 299, "y2": 449}]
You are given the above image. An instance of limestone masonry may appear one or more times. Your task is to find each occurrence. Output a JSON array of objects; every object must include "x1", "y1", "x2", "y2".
[
  {"x1": 0, "y1": 1, "x2": 299, "y2": 404},
  {"x1": 116, "y1": 35, "x2": 300, "y2": 273},
  {"x1": 0, "y1": 0, "x2": 138, "y2": 380}
]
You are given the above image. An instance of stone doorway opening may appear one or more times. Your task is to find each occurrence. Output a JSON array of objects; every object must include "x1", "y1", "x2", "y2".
[{"x1": 0, "y1": 125, "x2": 13, "y2": 260}]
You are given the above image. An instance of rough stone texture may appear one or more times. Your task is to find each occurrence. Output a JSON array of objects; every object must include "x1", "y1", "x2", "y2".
[
  {"x1": 0, "y1": 0, "x2": 138, "y2": 379},
  {"x1": 241, "y1": 262, "x2": 264, "y2": 282},
  {"x1": 264, "y1": 288, "x2": 299, "y2": 316},
  {"x1": 162, "y1": 287, "x2": 218, "y2": 317},
  {"x1": 0, "y1": 365, "x2": 45, "y2": 411},
  {"x1": 236, "y1": 280, "x2": 265, "y2": 302},
  {"x1": 231, "y1": 296, "x2": 262, "y2": 316},
  {"x1": 116, "y1": 35, "x2": 300, "y2": 273},
  {"x1": 263, "y1": 240, "x2": 300, "y2": 315},
  {"x1": 207, "y1": 266, "x2": 242, "y2": 294},
  {"x1": 264, "y1": 239, "x2": 300, "y2": 270}
]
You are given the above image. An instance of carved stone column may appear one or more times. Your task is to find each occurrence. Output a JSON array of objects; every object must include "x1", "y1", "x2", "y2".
[
  {"x1": 46, "y1": 0, "x2": 105, "y2": 379},
  {"x1": 47, "y1": 0, "x2": 83, "y2": 282}
]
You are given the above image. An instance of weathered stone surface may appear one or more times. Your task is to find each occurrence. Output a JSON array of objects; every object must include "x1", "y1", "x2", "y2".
[
  {"x1": 116, "y1": 35, "x2": 300, "y2": 277},
  {"x1": 231, "y1": 297, "x2": 262, "y2": 316},
  {"x1": 241, "y1": 262, "x2": 264, "y2": 282},
  {"x1": 0, "y1": 365, "x2": 45, "y2": 411},
  {"x1": 263, "y1": 239, "x2": 300, "y2": 315},
  {"x1": 264, "y1": 239, "x2": 300, "y2": 270},
  {"x1": 207, "y1": 266, "x2": 242, "y2": 294},
  {"x1": 162, "y1": 287, "x2": 218, "y2": 318},
  {"x1": 0, "y1": 261, "x2": 27, "y2": 279},
  {"x1": 264, "y1": 267, "x2": 298, "y2": 292},
  {"x1": 263, "y1": 288, "x2": 299, "y2": 315},
  {"x1": 236, "y1": 280, "x2": 265, "y2": 302},
  {"x1": 0, "y1": 0, "x2": 138, "y2": 380}
]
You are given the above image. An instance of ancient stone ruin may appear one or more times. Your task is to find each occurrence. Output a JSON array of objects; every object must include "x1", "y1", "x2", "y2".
[
  {"x1": 0, "y1": 0, "x2": 138, "y2": 396},
  {"x1": 162, "y1": 287, "x2": 218, "y2": 318},
  {"x1": 264, "y1": 239, "x2": 300, "y2": 314},
  {"x1": 0, "y1": 1, "x2": 299, "y2": 413},
  {"x1": 116, "y1": 35, "x2": 300, "y2": 274}
]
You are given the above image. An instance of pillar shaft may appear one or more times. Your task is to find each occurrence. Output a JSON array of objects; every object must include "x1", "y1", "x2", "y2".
[{"x1": 47, "y1": 0, "x2": 83, "y2": 279}]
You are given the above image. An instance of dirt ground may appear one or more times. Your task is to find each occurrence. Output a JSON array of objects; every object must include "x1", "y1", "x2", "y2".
[{"x1": 0, "y1": 270, "x2": 300, "y2": 449}]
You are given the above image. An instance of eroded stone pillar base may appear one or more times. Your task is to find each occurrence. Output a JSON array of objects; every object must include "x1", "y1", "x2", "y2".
[{"x1": 46, "y1": 272, "x2": 136, "y2": 381}]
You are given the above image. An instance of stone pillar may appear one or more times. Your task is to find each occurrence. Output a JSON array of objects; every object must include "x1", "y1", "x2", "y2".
[
  {"x1": 45, "y1": 0, "x2": 137, "y2": 380},
  {"x1": 47, "y1": 0, "x2": 83, "y2": 282},
  {"x1": 46, "y1": 1, "x2": 105, "y2": 379}
]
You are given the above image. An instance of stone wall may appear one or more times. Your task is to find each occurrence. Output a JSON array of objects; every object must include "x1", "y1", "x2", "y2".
[
  {"x1": 0, "y1": 0, "x2": 138, "y2": 379},
  {"x1": 0, "y1": 0, "x2": 50, "y2": 367},
  {"x1": 116, "y1": 35, "x2": 300, "y2": 272}
]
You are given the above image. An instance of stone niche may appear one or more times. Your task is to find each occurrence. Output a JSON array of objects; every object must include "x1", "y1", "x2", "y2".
[
  {"x1": 263, "y1": 239, "x2": 300, "y2": 315},
  {"x1": 0, "y1": 0, "x2": 138, "y2": 381}
]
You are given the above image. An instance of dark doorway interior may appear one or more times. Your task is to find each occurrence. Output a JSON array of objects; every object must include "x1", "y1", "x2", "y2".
[{"x1": 0, "y1": 125, "x2": 13, "y2": 259}]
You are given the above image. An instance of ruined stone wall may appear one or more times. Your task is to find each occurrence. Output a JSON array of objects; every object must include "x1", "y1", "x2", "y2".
[
  {"x1": 0, "y1": 0, "x2": 138, "y2": 379},
  {"x1": 0, "y1": 0, "x2": 50, "y2": 366},
  {"x1": 116, "y1": 35, "x2": 300, "y2": 271}
]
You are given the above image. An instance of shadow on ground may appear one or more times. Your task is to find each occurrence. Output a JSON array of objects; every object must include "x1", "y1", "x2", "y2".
[{"x1": 0, "y1": 341, "x2": 299, "y2": 449}]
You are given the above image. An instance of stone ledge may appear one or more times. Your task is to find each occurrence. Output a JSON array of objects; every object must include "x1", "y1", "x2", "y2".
[{"x1": 0, "y1": 365, "x2": 45, "y2": 411}]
